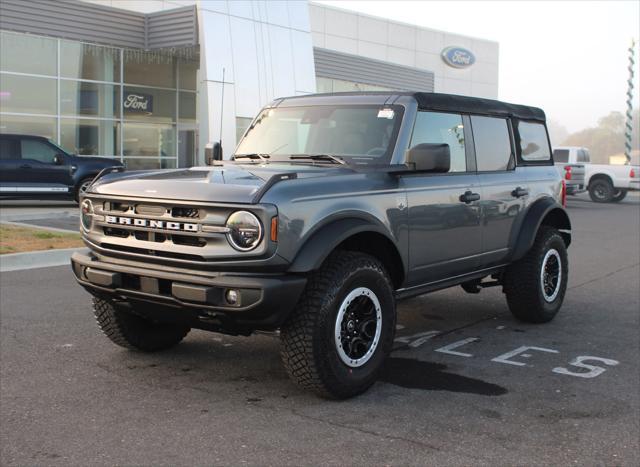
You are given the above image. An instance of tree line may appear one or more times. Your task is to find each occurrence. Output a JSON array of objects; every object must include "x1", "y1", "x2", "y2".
[{"x1": 547, "y1": 109, "x2": 639, "y2": 164}]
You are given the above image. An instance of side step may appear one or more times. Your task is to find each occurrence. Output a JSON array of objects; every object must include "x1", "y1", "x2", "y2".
[{"x1": 460, "y1": 277, "x2": 502, "y2": 294}]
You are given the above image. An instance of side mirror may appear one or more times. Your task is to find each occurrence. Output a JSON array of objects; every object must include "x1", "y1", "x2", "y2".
[
  {"x1": 205, "y1": 141, "x2": 223, "y2": 165},
  {"x1": 405, "y1": 143, "x2": 450, "y2": 173},
  {"x1": 53, "y1": 154, "x2": 64, "y2": 165}
]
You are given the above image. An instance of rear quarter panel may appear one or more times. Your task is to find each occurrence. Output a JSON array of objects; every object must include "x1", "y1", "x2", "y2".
[{"x1": 525, "y1": 165, "x2": 563, "y2": 206}]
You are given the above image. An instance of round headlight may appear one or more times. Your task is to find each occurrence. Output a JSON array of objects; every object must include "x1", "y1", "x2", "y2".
[
  {"x1": 81, "y1": 199, "x2": 93, "y2": 231},
  {"x1": 226, "y1": 211, "x2": 262, "y2": 251}
]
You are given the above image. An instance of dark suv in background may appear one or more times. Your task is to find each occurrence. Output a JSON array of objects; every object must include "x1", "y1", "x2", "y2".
[{"x1": 0, "y1": 134, "x2": 123, "y2": 202}]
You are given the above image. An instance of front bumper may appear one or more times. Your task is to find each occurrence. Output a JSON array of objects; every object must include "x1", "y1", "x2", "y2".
[{"x1": 71, "y1": 251, "x2": 307, "y2": 334}]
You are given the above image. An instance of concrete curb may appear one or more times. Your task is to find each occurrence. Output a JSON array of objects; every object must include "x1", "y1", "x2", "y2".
[
  {"x1": 0, "y1": 211, "x2": 78, "y2": 222},
  {"x1": 1, "y1": 220, "x2": 79, "y2": 234},
  {"x1": 0, "y1": 247, "x2": 87, "y2": 273}
]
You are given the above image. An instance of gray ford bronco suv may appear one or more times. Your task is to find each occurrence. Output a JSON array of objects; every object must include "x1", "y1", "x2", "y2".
[{"x1": 71, "y1": 92, "x2": 571, "y2": 398}]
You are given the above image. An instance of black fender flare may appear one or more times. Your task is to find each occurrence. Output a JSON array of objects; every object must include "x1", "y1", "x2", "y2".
[
  {"x1": 288, "y1": 217, "x2": 404, "y2": 274},
  {"x1": 510, "y1": 197, "x2": 571, "y2": 262}
]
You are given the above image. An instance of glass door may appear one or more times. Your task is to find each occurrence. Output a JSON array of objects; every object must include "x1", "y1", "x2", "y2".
[{"x1": 178, "y1": 125, "x2": 197, "y2": 168}]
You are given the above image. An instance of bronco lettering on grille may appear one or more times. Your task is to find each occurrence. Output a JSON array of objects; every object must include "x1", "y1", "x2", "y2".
[{"x1": 105, "y1": 215, "x2": 198, "y2": 232}]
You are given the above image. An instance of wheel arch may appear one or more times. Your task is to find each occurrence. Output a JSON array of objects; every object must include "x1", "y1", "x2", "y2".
[
  {"x1": 74, "y1": 172, "x2": 99, "y2": 189},
  {"x1": 288, "y1": 217, "x2": 406, "y2": 289},
  {"x1": 510, "y1": 197, "x2": 571, "y2": 262},
  {"x1": 587, "y1": 172, "x2": 614, "y2": 189}
]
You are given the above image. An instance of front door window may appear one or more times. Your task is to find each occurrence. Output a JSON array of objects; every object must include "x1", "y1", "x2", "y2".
[{"x1": 21, "y1": 140, "x2": 58, "y2": 164}]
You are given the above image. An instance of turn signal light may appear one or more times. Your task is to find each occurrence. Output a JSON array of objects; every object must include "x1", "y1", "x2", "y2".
[
  {"x1": 564, "y1": 165, "x2": 572, "y2": 181},
  {"x1": 270, "y1": 216, "x2": 278, "y2": 242},
  {"x1": 630, "y1": 168, "x2": 636, "y2": 178}
]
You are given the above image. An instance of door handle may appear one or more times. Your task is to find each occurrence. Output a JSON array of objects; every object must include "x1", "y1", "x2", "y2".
[
  {"x1": 20, "y1": 164, "x2": 32, "y2": 169},
  {"x1": 459, "y1": 190, "x2": 481, "y2": 204},
  {"x1": 511, "y1": 187, "x2": 529, "y2": 198}
]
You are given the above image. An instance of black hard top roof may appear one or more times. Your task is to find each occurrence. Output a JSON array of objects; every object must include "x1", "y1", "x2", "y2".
[
  {"x1": 412, "y1": 92, "x2": 546, "y2": 122},
  {"x1": 277, "y1": 91, "x2": 546, "y2": 122}
]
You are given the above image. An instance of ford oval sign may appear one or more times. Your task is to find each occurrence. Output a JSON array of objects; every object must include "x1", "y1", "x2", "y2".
[{"x1": 441, "y1": 46, "x2": 476, "y2": 68}]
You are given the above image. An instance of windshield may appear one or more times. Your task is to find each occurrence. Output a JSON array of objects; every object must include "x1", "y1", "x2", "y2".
[{"x1": 235, "y1": 105, "x2": 403, "y2": 165}]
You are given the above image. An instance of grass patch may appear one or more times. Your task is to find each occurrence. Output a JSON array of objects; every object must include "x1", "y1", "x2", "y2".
[
  {"x1": 0, "y1": 224, "x2": 83, "y2": 254},
  {"x1": 33, "y1": 231, "x2": 63, "y2": 240}
]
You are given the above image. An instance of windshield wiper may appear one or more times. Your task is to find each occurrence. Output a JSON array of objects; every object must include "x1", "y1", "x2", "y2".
[
  {"x1": 233, "y1": 153, "x2": 271, "y2": 162},
  {"x1": 233, "y1": 143, "x2": 289, "y2": 163},
  {"x1": 289, "y1": 154, "x2": 346, "y2": 165}
]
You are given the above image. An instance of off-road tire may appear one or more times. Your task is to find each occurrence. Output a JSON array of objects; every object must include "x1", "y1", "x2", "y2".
[
  {"x1": 93, "y1": 297, "x2": 190, "y2": 351},
  {"x1": 74, "y1": 177, "x2": 95, "y2": 203},
  {"x1": 588, "y1": 179, "x2": 614, "y2": 203},
  {"x1": 612, "y1": 189, "x2": 628, "y2": 202},
  {"x1": 503, "y1": 227, "x2": 568, "y2": 323},
  {"x1": 280, "y1": 251, "x2": 396, "y2": 399}
]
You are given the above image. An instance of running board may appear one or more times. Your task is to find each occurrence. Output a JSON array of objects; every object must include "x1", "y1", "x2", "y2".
[{"x1": 395, "y1": 265, "x2": 506, "y2": 300}]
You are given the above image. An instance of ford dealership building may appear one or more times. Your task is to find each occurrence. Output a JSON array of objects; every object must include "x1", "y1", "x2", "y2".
[{"x1": 0, "y1": 0, "x2": 499, "y2": 169}]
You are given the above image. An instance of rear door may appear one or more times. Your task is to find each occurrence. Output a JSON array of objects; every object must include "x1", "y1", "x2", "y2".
[
  {"x1": 401, "y1": 111, "x2": 483, "y2": 287},
  {"x1": 471, "y1": 115, "x2": 528, "y2": 267}
]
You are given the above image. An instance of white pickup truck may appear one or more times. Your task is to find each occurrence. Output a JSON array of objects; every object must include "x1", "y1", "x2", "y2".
[{"x1": 553, "y1": 146, "x2": 639, "y2": 202}]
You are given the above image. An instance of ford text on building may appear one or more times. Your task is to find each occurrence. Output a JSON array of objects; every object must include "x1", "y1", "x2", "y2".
[{"x1": 441, "y1": 46, "x2": 476, "y2": 68}]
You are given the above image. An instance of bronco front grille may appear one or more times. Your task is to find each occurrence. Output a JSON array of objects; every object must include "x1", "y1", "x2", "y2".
[
  {"x1": 171, "y1": 207, "x2": 200, "y2": 218},
  {"x1": 84, "y1": 196, "x2": 273, "y2": 263},
  {"x1": 93, "y1": 199, "x2": 225, "y2": 257}
]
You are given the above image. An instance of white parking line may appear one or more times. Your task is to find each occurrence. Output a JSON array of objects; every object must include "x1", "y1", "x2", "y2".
[
  {"x1": 491, "y1": 346, "x2": 559, "y2": 366},
  {"x1": 434, "y1": 337, "x2": 479, "y2": 357}
]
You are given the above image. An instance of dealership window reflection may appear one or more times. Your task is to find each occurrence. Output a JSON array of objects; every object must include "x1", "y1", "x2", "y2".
[
  {"x1": 0, "y1": 30, "x2": 199, "y2": 169},
  {"x1": 60, "y1": 81, "x2": 120, "y2": 119},
  {"x1": 60, "y1": 119, "x2": 119, "y2": 156},
  {"x1": 0, "y1": 31, "x2": 57, "y2": 76},
  {"x1": 123, "y1": 123, "x2": 176, "y2": 158},
  {"x1": 0, "y1": 115, "x2": 57, "y2": 140},
  {"x1": 61, "y1": 41, "x2": 120, "y2": 82},
  {"x1": 0, "y1": 74, "x2": 57, "y2": 115}
]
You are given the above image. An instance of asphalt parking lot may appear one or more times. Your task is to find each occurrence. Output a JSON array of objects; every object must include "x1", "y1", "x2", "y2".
[{"x1": 1, "y1": 195, "x2": 639, "y2": 466}]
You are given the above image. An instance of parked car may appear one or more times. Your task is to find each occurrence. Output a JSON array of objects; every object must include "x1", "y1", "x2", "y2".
[
  {"x1": 72, "y1": 92, "x2": 571, "y2": 398},
  {"x1": 553, "y1": 146, "x2": 639, "y2": 202},
  {"x1": 0, "y1": 134, "x2": 124, "y2": 202}
]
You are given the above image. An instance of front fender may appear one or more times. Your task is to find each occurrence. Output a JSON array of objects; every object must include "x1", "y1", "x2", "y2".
[
  {"x1": 510, "y1": 197, "x2": 571, "y2": 262},
  {"x1": 288, "y1": 217, "x2": 400, "y2": 273}
]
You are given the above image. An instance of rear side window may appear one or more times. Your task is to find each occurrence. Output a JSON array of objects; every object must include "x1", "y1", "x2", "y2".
[
  {"x1": 471, "y1": 116, "x2": 513, "y2": 171},
  {"x1": 0, "y1": 138, "x2": 19, "y2": 160},
  {"x1": 20, "y1": 139, "x2": 58, "y2": 163},
  {"x1": 578, "y1": 149, "x2": 590, "y2": 163},
  {"x1": 517, "y1": 121, "x2": 551, "y2": 162},
  {"x1": 410, "y1": 111, "x2": 466, "y2": 172},
  {"x1": 553, "y1": 149, "x2": 569, "y2": 163}
]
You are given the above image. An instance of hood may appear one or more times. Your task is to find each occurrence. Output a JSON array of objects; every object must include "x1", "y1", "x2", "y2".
[{"x1": 89, "y1": 162, "x2": 351, "y2": 203}]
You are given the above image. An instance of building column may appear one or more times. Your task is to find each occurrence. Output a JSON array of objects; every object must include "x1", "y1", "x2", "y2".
[{"x1": 197, "y1": 5, "x2": 237, "y2": 162}]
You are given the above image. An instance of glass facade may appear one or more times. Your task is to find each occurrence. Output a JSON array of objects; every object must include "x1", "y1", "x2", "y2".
[{"x1": 0, "y1": 30, "x2": 199, "y2": 169}]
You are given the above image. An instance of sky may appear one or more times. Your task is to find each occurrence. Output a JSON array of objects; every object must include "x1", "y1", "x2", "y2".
[{"x1": 316, "y1": 0, "x2": 640, "y2": 133}]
